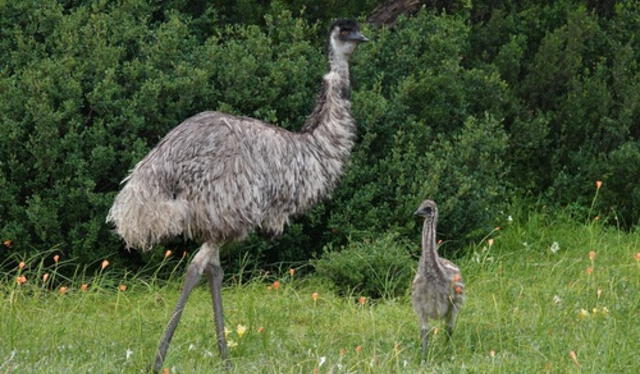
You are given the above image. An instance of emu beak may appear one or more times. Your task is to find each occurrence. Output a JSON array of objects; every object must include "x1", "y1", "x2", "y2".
[
  {"x1": 348, "y1": 31, "x2": 369, "y2": 43},
  {"x1": 414, "y1": 209, "x2": 422, "y2": 217}
]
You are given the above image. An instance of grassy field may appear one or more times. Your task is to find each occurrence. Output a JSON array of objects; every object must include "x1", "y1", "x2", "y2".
[{"x1": 1, "y1": 208, "x2": 639, "y2": 373}]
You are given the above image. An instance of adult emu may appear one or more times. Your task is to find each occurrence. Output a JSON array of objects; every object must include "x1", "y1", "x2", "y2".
[{"x1": 107, "y1": 19, "x2": 368, "y2": 370}]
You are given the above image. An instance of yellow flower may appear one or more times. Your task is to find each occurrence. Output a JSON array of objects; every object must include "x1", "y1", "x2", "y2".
[
  {"x1": 487, "y1": 239, "x2": 494, "y2": 247},
  {"x1": 588, "y1": 250, "x2": 596, "y2": 261},
  {"x1": 224, "y1": 327, "x2": 231, "y2": 339},
  {"x1": 227, "y1": 339, "x2": 238, "y2": 348},
  {"x1": 601, "y1": 306, "x2": 609, "y2": 314},
  {"x1": 236, "y1": 324, "x2": 247, "y2": 338},
  {"x1": 101, "y1": 259, "x2": 110, "y2": 270},
  {"x1": 489, "y1": 350, "x2": 496, "y2": 358},
  {"x1": 577, "y1": 309, "x2": 589, "y2": 320},
  {"x1": 569, "y1": 350, "x2": 580, "y2": 367},
  {"x1": 288, "y1": 268, "x2": 296, "y2": 276},
  {"x1": 311, "y1": 292, "x2": 319, "y2": 301}
]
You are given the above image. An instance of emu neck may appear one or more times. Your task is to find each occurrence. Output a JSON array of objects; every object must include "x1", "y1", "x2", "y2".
[
  {"x1": 300, "y1": 46, "x2": 356, "y2": 160},
  {"x1": 419, "y1": 218, "x2": 445, "y2": 277}
]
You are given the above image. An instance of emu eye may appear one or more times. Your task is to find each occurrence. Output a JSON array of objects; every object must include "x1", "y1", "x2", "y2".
[{"x1": 424, "y1": 207, "x2": 432, "y2": 214}]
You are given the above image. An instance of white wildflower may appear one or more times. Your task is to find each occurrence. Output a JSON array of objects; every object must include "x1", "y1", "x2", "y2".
[
  {"x1": 188, "y1": 344, "x2": 196, "y2": 351},
  {"x1": 125, "y1": 348, "x2": 133, "y2": 360},
  {"x1": 553, "y1": 295, "x2": 562, "y2": 304},
  {"x1": 550, "y1": 241, "x2": 560, "y2": 254},
  {"x1": 507, "y1": 215, "x2": 513, "y2": 223},
  {"x1": 319, "y1": 356, "x2": 326, "y2": 367}
]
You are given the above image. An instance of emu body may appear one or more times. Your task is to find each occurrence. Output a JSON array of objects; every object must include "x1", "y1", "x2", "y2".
[
  {"x1": 106, "y1": 20, "x2": 368, "y2": 371},
  {"x1": 411, "y1": 200, "x2": 464, "y2": 354}
]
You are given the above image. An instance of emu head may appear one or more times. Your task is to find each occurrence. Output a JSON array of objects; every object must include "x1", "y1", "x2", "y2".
[
  {"x1": 414, "y1": 199, "x2": 438, "y2": 222},
  {"x1": 329, "y1": 19, "x2": 368, "y2": 59}
]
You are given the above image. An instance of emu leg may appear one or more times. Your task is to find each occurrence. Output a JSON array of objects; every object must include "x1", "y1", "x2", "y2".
[
  {"x1": 204, "y1": 247, "x2": 230, "y2": 368},
  {"x1": 420, "y1": 323, "x2": 429, "y2": 355},
  {"x1": 445, "y1": 308, "x2": 458, "y2": 343},
  {"x1": 152, "y1": 244, "x2": 213, "y2": 372}
]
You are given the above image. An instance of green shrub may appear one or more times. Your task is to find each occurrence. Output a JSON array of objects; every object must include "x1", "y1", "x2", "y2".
[{"x1": 314, "y1": 233, "x2": 415, "y2": 298}]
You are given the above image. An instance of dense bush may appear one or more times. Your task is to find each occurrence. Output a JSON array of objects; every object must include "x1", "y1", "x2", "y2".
[
  {"x1": 1, "y1": 0, "x2": 639, "y2": 274},
  {"x1": 314, "y1": 233, "x2": 414, "y2": 298}
]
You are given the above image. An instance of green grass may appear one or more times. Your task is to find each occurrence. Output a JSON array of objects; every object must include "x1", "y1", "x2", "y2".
[{"x1": 1, "y1": 208, "x2": 639, "y2": 373}]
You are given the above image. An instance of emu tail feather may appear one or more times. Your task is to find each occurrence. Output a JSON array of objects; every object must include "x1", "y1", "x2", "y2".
[{"x1": 106, "y1": 177, "x2": 190, "y2": 251}]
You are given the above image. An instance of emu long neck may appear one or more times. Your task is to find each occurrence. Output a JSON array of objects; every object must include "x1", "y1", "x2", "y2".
[
  {"x1": 419, "y1": 217, "x2": 445, "y2": 276},
  {"x1": 300, "y1": 47, "x2": 356, "y2": 160}
]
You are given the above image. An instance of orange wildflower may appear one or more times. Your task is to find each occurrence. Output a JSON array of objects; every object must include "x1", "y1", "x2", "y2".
[
  {"x1": 569, "y1": 350, "x2": 580, "y2": 367},
  {"x1": 585, "y1": 266, "x2": 593, "y2": 275},
  {"x1": 595, "y1": 180, "x2": 602, "y2": 190},
  {"x1": 101, "y1": 259, "x2": 109, "y2": 270},
  {"x1": 358, "y1": 296, "x2": 367, "y2": 305},
  {"x1": 266, "y1": 285, "x2": 273, "y2": 291},
  {"x1": 162, "y1": 368, "x2": 170, "y2": 374},
  {"x1": 18, "y1": 261, "x2": 26, "y2": 270},
  {"x1": 53, "y1": 254, "x2": 60, "y2": 263},
  {"x1": 588, "y1": 250, "x2": 596, "y2": 261},
  {"x1": 42, "y1": 273, "x2": 49, "y2": 282},
  {"x1": 257, "y1": 327, "x2": 265, "y2": 333},
  {"x1": 118, "y1": 284, "x2": 127, "y2": 292},
  {"x1": 452, "y1": 274, "x2": 461, "y2": 282},
  {"x1": 454, "y1": 286, "x2": 464, "y2": 294},
  {"x1": 3, "y1": 239, "x2": 12, "y2": 248},
  {"x1": 16, "y1": 275, "x2": 27, "y2": 285},
  {"x1": 634, "y1": 252, "x2": 640, "y2": 261},
  {"x1": 437, "y1": 239, "x2": 443, "y2": 245},
  {"x1": 355, "y1": 345, "x2": 363, "y2": 353},
  {"x1": 288, "y1": 268, "x2": 296, "y2": 276},
  {"x1": 80, "y1": 283, "x2": 89, "y2": 292},
  {"x1": 164, "y1": 250, "x2": 172, "y2": 258},
  {"x1": 311, "y1": 292, "x2": 319, "y2": 301},
  {"x1": 272, "y1": 280, "x2": 280, "y2": 290},
  {"x1": 339, "y1": 348, "x2": 347, "y2": 356},
  {"x1": 59, "y1": 286, "x2": 68, "y2": 295}
]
